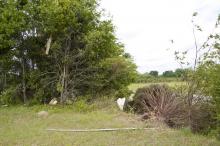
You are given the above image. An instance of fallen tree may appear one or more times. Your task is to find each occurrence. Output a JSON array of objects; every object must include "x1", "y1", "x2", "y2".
[{"x1": 132, "y1": 84, "x2": 187, "y2": 127}]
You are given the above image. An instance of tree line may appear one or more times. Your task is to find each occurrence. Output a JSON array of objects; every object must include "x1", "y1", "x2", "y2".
[
  {"x1": 0, "y1": 0, "x2": 136, "y2": 105},
  {"x1": 136, "y1": 68, "x2": 189, "y2": 83}
]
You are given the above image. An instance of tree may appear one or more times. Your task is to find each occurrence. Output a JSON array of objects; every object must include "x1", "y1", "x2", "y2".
[
  {"x1": 0, "y1": 0, "x2": 137, "y2": 104},
  {"x1": 175, "y1": 68, "x2": 185, "y2": 77},
  {"x1": 162, "y1": 70, "x2": 175, "y2": 77},
  {"x1": 149, "y1": 71, "x2": 158, "y2": 77},
  {"x1": 172, "y1": 12, "x2": 220, "y2": 136},
  {"x1": 0, "y1": 0, "x2": 30, "y2": 103}
]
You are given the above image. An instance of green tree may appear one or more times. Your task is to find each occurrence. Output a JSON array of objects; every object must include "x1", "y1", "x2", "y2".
[
  {"x1": 0, "y1": 0, "x2": 136, "y2": 104},
  {"x1": 162, "y1": 70, "x2": 175, "y2": 77},
  {"x1": 149, "y1": 71, "x2": 158, "y2": 77},
  {"x1": 173, "y1": 12, "x2": 220, "y2": 136}
]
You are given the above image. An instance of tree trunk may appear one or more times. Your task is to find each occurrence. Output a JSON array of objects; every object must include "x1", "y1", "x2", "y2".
[
  {"x1": 60, "y1": 64, "x2": 66, "y2": 104},
  {"x1": 187, "y1": 80, "x2": 196, "y2": 129},
  {"x1": 60, "y1": 35, "x2": 71, "y2": 103},
  {"x1": 4, "y1": 73, "x2": 7, "y2": 88},
  {"x1": 22, "y1": 58, "x2": 27, "y2": 104}
]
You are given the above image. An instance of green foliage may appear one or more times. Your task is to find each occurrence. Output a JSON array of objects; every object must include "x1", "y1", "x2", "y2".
[
  {"x1": 0, "y1": 86, "x2": 18, "y2": 105},
  {"x1": 191, "y1": 101, "x2": 217, "y2": 135},
  {"x1": 99, "y1": 57, "x2": 137, "y2": 92},
  {"x1": 162, "y1": 70, "x2": 175, "y2": 77},
  {"x1": 149, "y1": 71, "x2": 158, "y2": 77},
  {"x1": 195, "y1": 63, "x2": 220, "y2": 138},
  {"x1": 169, "y1": 12, "x2": 220, "y2": 138},
  {"x1": 175, "y1": 68, "x2": 189, "y2": 79},
  {"x1": 136, "y1": 74, "x2": 180, "y2": 83},
  {"x1": 115, "y1": 87, "x2": 133, "y2": 98},
  {"x1": 136, "y1": 69, "x2": 189, "y2": 83},
  {"x1": 72, "y1": 100, "x2": 94, "y2": 113},
  {"x1": 0, "y1": 0, "x2": 136, "y2": 104},
  {"x1": 0, "y1": 0, "x2": 26, "y2": 50}
]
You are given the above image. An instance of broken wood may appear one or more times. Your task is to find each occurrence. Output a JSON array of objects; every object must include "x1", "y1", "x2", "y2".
[
  {"x1": 46, "y1": 127, "x2": 159, "y2": 132},
  {"x1": 45, "y1": 35, "x2": 52, "y2": 55}
]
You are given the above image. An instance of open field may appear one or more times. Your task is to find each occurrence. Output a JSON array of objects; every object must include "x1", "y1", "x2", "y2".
[
  {"x1": 0, "y1": 100, "x2": 219, "y2": 146},
  {"x1": 129, "y1": 82, "x2": 186, "y2": 92}
]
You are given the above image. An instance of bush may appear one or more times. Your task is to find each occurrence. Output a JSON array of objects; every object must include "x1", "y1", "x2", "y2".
[
  {"x1": 115, "y1": 87, "x2": 133, "y2": 98},
  {"x1": 194, "y1": 63, "x2": 220, "y2": 138},
  {"x1": 0, "y1": 86, "x2": 18, "y2": 105},
  {"x1": 190, "y1": 97, "x2": 217, "y2": 134},
  {"x1": 133, "y1": 84, "x2": 187, "y2": 127}
]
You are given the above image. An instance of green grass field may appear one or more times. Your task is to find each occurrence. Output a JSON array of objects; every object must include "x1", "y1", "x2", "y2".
[
  {"x1": 0, "y1": 99, "x2": 219, "y2": 146},
  {"x1": 129, "y1": 82, "x2": 185, "y2": 92}
]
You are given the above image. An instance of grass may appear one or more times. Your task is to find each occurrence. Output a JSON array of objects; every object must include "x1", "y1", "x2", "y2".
[
  {"x1": 129, "y1": 81, "x2": 185, "y2": 92},
  {"x1": 0, "y1": 99, "x2": 219, "y2": 146}
]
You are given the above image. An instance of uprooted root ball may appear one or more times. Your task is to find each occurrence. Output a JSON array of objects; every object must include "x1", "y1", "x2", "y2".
[{"x1": 133, "y1": 84, "x2": 187, "y2": 127}]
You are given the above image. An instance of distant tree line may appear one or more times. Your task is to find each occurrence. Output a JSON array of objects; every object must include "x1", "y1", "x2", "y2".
[{"x1": 136, "y1": 68, "x2": 189, "y2": 83}]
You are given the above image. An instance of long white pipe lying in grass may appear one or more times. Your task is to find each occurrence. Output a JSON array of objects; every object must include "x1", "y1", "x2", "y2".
[{"x1": 46, "y1": 128, "x2": 160, "y2": 132}]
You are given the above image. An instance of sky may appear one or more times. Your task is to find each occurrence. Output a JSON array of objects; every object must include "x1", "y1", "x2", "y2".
[{"x1": 100, "y1": 0, "x2": 220, "y2": 73}]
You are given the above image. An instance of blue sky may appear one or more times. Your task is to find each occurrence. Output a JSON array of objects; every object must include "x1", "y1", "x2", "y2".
[{"x1": 100, "y1": 0, "x2": 220, "y2": 73}]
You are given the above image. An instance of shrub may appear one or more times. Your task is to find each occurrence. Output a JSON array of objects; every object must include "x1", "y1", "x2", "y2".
[
  {"x1": 171, "y1": 84, "x2": 217, "y2": 135},
  {"x1": 115, "y1": 87, "x2": 133, "y2": 98},
  {"x1": 0, "y1": 86, "x2": 18, "y2": 105},
  {"x1": 133, "y1": 84, "x2": 187, "y2": 127},
  {"x1": 190, "y1": 96, "x2": 217, "y2": 134},
  {"x1": 193, "y1": 63, "x2": 220, "y2": 137}
]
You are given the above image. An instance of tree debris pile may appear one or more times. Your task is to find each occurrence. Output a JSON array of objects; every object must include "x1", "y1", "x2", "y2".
[{"x1": 133, "y1": 84, "x2": 187, "y2": 127}]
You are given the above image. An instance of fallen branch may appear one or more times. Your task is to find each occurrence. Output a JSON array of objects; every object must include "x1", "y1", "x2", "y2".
[{"x1": 46, "y1": 127, "x2": 160, "y2": 132}]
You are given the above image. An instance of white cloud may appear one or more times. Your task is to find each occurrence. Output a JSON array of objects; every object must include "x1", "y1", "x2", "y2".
[{"x1": 100, "y1": 0, "x2": 220, "y2": 73}]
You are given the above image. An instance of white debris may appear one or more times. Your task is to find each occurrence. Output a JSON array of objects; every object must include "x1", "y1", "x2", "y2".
[
  {"x1": 49, "y1": 98, "x2": 58, "y2": 105},
  {"x1": 117, "y1": 98, "x2": 126, "y2": 111}
]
